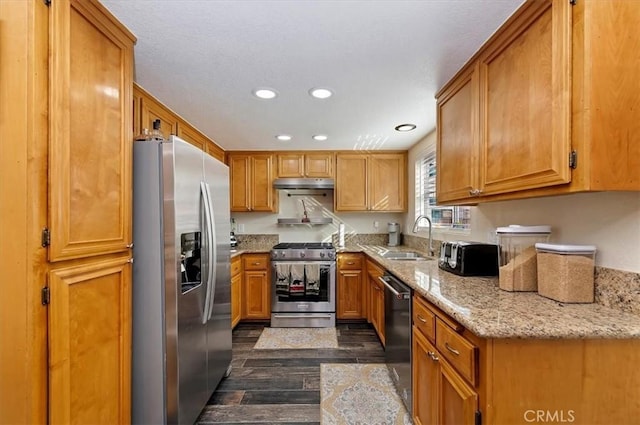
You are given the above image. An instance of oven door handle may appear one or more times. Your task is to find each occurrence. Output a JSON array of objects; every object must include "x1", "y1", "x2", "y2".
[{"x1": 271, "y1": 313, "x2": 334, "y2": 319}]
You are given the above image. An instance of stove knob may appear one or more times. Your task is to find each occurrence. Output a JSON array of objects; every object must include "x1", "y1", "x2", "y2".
[
  {"x1": 320, "y1": 252, "x2": 325, "y2": 258},
  {"x1": 300, "y1": 252, "x2": 305, "y2": 258},
  {"x1": 280, "y1": 251, "x2": 285, "y2": 258},
  {"x1": 328, "y1": 251, "x2": 335, "y2": 259}
]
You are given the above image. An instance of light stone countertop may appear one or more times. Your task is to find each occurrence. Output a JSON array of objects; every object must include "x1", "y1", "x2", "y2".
[
  {"x1": 345, "y1": 244, "x2": 640, "y2": 339},
  {"x1": 230, "y1": 243, "x2": 273, "y2": 258}
]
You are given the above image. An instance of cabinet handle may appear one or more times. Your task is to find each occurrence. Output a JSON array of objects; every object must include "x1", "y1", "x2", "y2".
[
  {"x1": 252, "y1": 262, "x2": 261, "y2": 266},
  {"x1": 445, "y1": 342, "x2": 460, "y2": 356},
  {"x1": 468, "y1": 188, "x2": 484, "y2": 197},
  {"x1": 416, "y1": 314, "x2": 427, "y2": 323},
  {"x1": 427, "y1": 351, "x2": 440, "y2": 362},
  {"x1": 127, "y1": 258, "x2": 134, "y2": 264},
  {"x1": 347, "y1": 262, "x2": 355, "y2": 265},
  {"x1": 126, "y1": 243, "x2": 134, "y2": 248}
]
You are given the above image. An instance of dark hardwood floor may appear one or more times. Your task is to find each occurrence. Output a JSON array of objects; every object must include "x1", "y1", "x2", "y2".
[{"x1": 196, "y1": 322, "x2": 385, "y2": 424}]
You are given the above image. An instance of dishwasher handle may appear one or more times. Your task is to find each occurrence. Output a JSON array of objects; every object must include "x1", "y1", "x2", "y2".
[{"x1": 378, "y1": 275, "x2": 411, "y2": 300}]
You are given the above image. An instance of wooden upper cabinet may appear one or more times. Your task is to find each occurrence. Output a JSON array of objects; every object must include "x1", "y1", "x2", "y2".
[
  {"x1": 140, "y1": 95, "x2": 179, "y2": 140},
  {"x1": 49, "y1": 0, "x2": 135, "y2": 261},
  {"x1": 335, "y1": 155, "x2": 368, "y2": 211},
  {"x1": 228, "y1": 153, "x2": 277, "y2": 212},
  {"x1": 573, "y1": 0, "x2": 640, "y2": 191},
  {"x1": 478, "y1": 0, "x2": 571, "y2": 196},
  {"x1": 276, "y1": 152, "x2": 334, "y2": 178},
  {"x1": 335, "y1": 153, "x2": 406, "y2": 212},
  {"x1": 437, "y1": 65, "x2": 479, "y2": 203},
  {"x1": 368, "y1": 154, "x2": 406, "y2": 211},
  {"x1": 176, "y1": 121, "x2": 206, "y2": 150},
  {"x1": 437, "y1": 0, "x2": 638, "y2": 205},
  {"x1": 205, "y1": 140, "x2": 225, "y2": 163}
]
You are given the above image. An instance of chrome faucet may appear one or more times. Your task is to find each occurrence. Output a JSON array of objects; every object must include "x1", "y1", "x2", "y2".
[{"x1": 412, "y1": 214, "x2": 434, "y2": 257}]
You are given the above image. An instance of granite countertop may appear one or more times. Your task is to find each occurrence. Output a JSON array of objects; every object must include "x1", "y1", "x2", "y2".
[
  {"x1": 230, "y1": 243, "x2": 273, "y2": 258},
  {"x1": 350, "y1": 244, "x2": 640, "y2": 339}
]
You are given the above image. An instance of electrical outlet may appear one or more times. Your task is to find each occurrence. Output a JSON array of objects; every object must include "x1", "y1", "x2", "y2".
[
  {"x1": 238, "y1": 223, "x2": 245, "y2": 233},
  {"x1": 373, "y1": 221, "x2": 379, "y2": 229}
]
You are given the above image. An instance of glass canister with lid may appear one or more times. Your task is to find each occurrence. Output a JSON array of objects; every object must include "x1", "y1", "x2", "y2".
[
  {"x1": 535, "y1": 243, "x2": 597, "y2": 303},
  {"x1": 496, "y1": 225, "x2": 551, "y2": 291}
]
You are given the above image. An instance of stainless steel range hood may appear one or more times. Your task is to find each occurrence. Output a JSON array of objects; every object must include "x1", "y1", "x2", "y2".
[{"x1": 273, "y1": 178, "x2": 334, "y2": 190}]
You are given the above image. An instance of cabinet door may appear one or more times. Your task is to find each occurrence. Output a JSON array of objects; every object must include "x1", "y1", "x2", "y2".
[
  {"x1": 251, "y1": 155, "x2": 276, "y2": 212},
  {"x1": 412, "y1": 328, "x2": 439, "y2": 425},
  {"x1": 49, "y1": 0, "x2": 134, "y2": 261},
  {"x1": 305, "y1": 153, "x2": 334, "y2": 178},
  {"x1": 337, "y1": 270, "x2": 363, "y2": 319},
  {"x1": 48, "y1": 256, "x2": 132, "y2": 425},
  {"x1": 243, "y1": 270, "x2": 270, "y2": 319},
  {"x1": 437, "y1": 65, "x2": 479, "y2": 203},
  {"x1": 479, "y1": 0, "x2": 571, "y2": 195},
  {"x1": 368, "y1": 153, "x2": 406, "y2": 211},
  {"x1": 177, "y1": 121, "x2": 206, "y2": 150},
  {"x1": 277, "y1": 154, "x2": 305, "y2": 178},
  {"x1": 370, "y1": 280, "x2": 385, "y2": 345},
  {"x1": 140, "y1": 96, "x2": 179, "y2": 139},
  {"x1": 438, "y1": 359, "x2": 478, "y2": 425},
  {"x1": 231, "y1": 272, "x2": 242, "y2": 328},
  {"x1": 205, "y1": 140, "x2": 225, "y2": 163},
  {"x1": 335, "y1": 155, "x2": 368, "y2": 211},
  {"x1": 229, "y1": 155, "x2": 251, "y2": 212}
]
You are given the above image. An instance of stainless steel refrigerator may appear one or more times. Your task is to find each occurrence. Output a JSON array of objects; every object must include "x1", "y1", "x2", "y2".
[{"x1": 132, "y1": 135, "x2": 232, "y2": 425}]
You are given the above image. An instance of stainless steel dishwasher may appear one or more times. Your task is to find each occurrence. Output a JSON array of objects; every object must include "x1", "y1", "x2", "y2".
[{"x1": 380, "y1": 273, "x2": 412, "y2": 415}]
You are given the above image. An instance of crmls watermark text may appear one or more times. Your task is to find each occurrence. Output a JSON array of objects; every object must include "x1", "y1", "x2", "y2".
[{"x1": 524, "y1": 410, "x2": 576, "y2": 423}]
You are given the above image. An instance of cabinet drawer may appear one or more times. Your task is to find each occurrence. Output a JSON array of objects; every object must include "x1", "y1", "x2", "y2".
[
  {"x1": 338, "y1": 253, "x2": 363, "y2": 270},
  {"x1": 413, "y1": 296, "x2": 436, "y2": 343},
  {"x1": 435, "y1": 318, "x2": 477, "y2": 386},
  {"x1": 231, "y1": 256, "x2": 242, "y2": 276},
  {"x1": 243, "y1": 254, "x2": 268, "y2": 270}
]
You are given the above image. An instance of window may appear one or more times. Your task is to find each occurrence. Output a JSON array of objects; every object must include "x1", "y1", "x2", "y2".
[{"x1": 415, "y1": 151, "x2": 471, "y2": 231}]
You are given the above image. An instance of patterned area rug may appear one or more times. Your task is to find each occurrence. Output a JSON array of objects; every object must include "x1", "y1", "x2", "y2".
[
  {"x1": 321, "y1": 364, "x2": 412, "y2": 425},
  {"x1": 253, "y1": 327, "x2": 339, "y2": 349}
]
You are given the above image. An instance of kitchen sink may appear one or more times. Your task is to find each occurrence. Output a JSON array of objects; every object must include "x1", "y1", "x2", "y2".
[{"x1": 381, "y1": 251, "x2": 430, "y2": 261}]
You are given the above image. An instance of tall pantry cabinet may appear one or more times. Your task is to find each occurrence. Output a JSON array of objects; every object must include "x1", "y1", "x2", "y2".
[
  {"x1": 48, "y1": 0, "x2": 135, "y2": 423},
  {"x1": 1, "y1": 0, "x2": 136, "y2": 423}
]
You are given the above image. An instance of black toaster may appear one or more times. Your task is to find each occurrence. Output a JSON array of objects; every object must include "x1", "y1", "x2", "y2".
[{"x1": 438, "y1": 241, "x2": 499, "y2": 276}]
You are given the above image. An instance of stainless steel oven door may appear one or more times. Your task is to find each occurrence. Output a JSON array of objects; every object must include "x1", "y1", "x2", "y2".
[{"x1": 271, "y1": 261, "x2": 336, "y2": 313}]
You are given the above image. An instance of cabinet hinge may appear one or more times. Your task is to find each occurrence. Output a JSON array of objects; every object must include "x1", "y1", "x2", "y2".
[
  {"x1": 43, "y1": 0, "x2": 51, "y2": 6},
  {"x1": 41, "y1": 287, "x2": 50, "y2": 306},
  {"x1": 569, "y1": 150, "x2": 578, "y2": 169},
  {"x1": 41, "y1": 227, "x2": 50, "y2": 247},
  {"x1": 475, "y1": 410, "x2": 482, "y2": 425}
]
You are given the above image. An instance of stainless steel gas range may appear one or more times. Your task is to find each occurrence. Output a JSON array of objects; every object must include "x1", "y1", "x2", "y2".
[{"x1": 270, "y1": 242, "x2": 336, "y2": 327}]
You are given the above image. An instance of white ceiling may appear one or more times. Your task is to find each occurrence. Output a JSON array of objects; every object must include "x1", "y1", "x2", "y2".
[{"x1": 102, "y1": 0, "x2": 524, "y2": 151}]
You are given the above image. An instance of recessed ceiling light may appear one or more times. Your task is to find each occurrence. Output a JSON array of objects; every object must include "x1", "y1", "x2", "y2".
[
  {"x1": 276, "y1": 134, "x2": 292, "y2": 141},
  {"x1": 395, "y1": 123, "x2": 417, "y2": 132},
  {"x1": 312, "y1": 134, "x2": 328, "y2": 141},
  {"x1": 309, "y1": 88, "x2": 333, "y2": 99},
  {"x1": 253, "y1": 88, "x2": 278, "y2": 99}
]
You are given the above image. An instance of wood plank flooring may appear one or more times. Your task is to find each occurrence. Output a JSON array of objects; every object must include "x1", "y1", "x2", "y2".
[{"x1": 196, "y1": 322, "x2": 385, "y2": 424}]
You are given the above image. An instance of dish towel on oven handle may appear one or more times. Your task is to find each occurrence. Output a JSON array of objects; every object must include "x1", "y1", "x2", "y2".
[
  {"x1": 305, "y1": 264, "x2": 320, "y2": 296},
  {"x1": 289, "y1": 264, "x2": 305, "y2": 296},
  {"x1": 275, "y1": 263, "x2": 291, "y2": 296}
]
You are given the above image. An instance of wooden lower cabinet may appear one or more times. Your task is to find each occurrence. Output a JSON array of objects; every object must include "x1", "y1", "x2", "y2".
[
  {"x1": 370, "y1": 277, "x2": 385, "y2": 346},
  {"x1": 48, "y1": 256, "x2": 132, "y2": 425},
  {"x1": 230, "y1": 256, "x2": 242, "y2": 328},
  {"x1": 242, "y1": 254, "x2": 270, "y2": 320},
  {"x1": 337, "y1": 253, "x2": 364, "y2": 319},
  {"x1": 412, "y1": 294, "x2": 640, "y2": 424}
]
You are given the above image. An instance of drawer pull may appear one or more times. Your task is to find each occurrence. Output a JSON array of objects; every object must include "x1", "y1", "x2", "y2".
[
  {"x1": 416, "y1": 314, "x2": 427, "y2": 323},
  {"x1": 347, "y1": 261, "x2": 355, "y2": 265},
  {"x1": 445, "y1": 342, "x2": 460, "y2": 356},
  {"x1": 427, "y1": 351, "x2": 440, "y2": 362},
  {"x1": 252, "y1": 262, "x2": 261, "y2": 266}
]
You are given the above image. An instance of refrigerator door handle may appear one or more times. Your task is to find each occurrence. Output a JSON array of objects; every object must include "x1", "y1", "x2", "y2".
[
  {"x1": 204, "y1": 182, "x2": 217, "y2": 321},
  {"x1": 201, "y1": 181, "x2": 215, "y2": 324}
]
